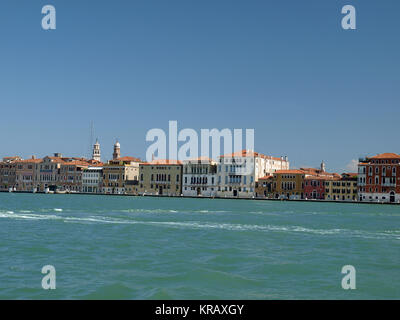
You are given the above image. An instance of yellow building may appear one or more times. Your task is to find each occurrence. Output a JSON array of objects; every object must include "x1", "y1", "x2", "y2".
[
  {"x1": 272, "y1": 170, "x2": 305, "y2": 200},
  {"x1": 255, "y1": 170, "x2": 306, "y2": 199},
  {"x1": 325, "y1": 173, "x2": 358, "y2": 201},
  {"x1": 138, "y1": 160, "x2": 182, "y2": 196},
  {"x1": 102, "y1": 156, "x2": 141, "y2": 194}
]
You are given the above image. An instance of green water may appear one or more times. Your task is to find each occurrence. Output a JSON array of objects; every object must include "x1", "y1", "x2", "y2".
[{"x1": 0, "y1": 193, "x2": 398, "y2": 299}]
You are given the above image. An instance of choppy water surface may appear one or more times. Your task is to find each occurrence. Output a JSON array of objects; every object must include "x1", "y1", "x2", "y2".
[{"x1": 0, "y1": 193, "x2": 398, "y2": 299}]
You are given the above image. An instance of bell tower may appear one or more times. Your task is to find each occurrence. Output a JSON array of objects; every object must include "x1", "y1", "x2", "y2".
[
  {"x1": 92, "y1": 139, "x2": 101, "y2": 161},
  {"x1": 113, "y1": 140, "x2": 121, "y2": 160},
  {"x1": 321, "y1": 160, "x2": 326, "y2": 173}
]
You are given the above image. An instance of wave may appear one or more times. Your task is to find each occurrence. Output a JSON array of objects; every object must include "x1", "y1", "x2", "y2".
[
  {"x1": 0, "y1": 210, "x2": 398, "y2": 240},
  {"x1": 116, "y1": 208, "x2": 227, "y2": 214}
]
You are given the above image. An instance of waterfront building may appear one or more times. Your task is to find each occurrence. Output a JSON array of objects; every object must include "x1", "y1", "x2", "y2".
[
  {"x1": 82, "y1": 164, "x2": 103, "y2": 193},
  {"x1": 33, "y1": 154, "x2": 92, "y2": 192},
  {"x1": 15, "y1": 156, "x2": 42, "y2": 192},
  {"x1": 217, "y1": 150, "x2": 289, "y2": 198},
  {"x1": 271, "y1": 169, "x2": 306, "y2": 200},
  {"x1": 138, "y1": 160, "x2": 182, "y2": 196},
  {"x1": 182, "y1": 158, "x2": 217, "y2": 197},
  {"x1": 255, "y1": 175, "x2": 274, "y2": 198},
  {"x1": 304, "y1": 176, "x2": 327, "y2": 200},
  {"x1": 102, "y1": 156, "x2": 141, "y2": 194},
  {"x1": 358, "y1": 153, "x2": 400, "y2": 203},
  {"x1": 58, "y1": 159, "x2": 91, "y2": 192},
  {"x1": 0, "y1": 156, "x2": 21, "y2": 191},
  {"x1": 92, "y1": 139, "x2": 101, "y2": 162},
  {"x1": 301, "y1": 162, "x2": 340, "y2": 200},
  {"x1": 34, "y1": 155, "x2": 64, "y2": 192},
  {"x1": 324, "y1": 173, "x2": 358, "y2": 201}
]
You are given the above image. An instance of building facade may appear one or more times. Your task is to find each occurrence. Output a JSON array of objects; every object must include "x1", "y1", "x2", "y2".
[
  {"x1": 304, "y1": 176, "x2": 326, "y2": 200},
  {"x1": 15, "y1": 157, "x2": 42, "y2": 192},
  {"x1": 102, "y1": 156, "x2": 141, "y2": 194},
  {"x1": 325, "y1": 173, "x2": 358, "y2": 201},
  {"x1": 271, "y1": 169, "x2": 305, "y2": 200},
  {"x1": 58, "y1": 160, "x2": 91, "y2": 192},
  {"x1": 138, "y1": 160, "x2": 182, "y2": 196},
  {"x1": 0, "y1": 157, "x2": 21, "y2": 191},
  {"x1": 217, "y1": 150, "x2": 289, "y2": 198},
  {"x1": 34, "y1": 155, "x2": 64, "y2": 192},
  {"x1": 358, "y1": 153, "x2": 400, "y2": 203},
  {"x1": 82, "y1": 165, "x2": 103, "y2": 193},
  {"x1": 182, "y1": 158, "x2": 217, "y2": 197},
  {"x1": 255, "y1": 175, "x2": 274, "y2": 198}
]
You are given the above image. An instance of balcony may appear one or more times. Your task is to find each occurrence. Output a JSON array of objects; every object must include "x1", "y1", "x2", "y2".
[{"x1": 382, "y1": 183, "x2": 396, "y2": 187}]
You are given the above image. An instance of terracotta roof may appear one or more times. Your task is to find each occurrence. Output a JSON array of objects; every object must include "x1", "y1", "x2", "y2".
[
  {"x1": 275, "y1": 169, "x2": 305, "y2": 174},
  {"x1": 305, "y1": 175, "x2": 327, "y2": 180},
  {"x1": 61, "y1": 160, "x2": 91, "y2": 166},
  {"x1": 15, "y1": 158, "x2": 42, "y2": 164},
  {"x1": 370, "y1": 153, "x2": 400, "y2": 160},
  {"x1": 47, "y1": 156, "x2": 64, "y2": 161},
  {"x1": 300, "y1": 168, "x2": 319, "y2": 173},
  {"x1": 116, "y1": 156, "x2": 141, "y2": 162},
  {"x1": 259, "y1": 175, "x2": 274, "y2": 180},
  {"x1": 87, "y1": 161, "x2": 104, "y2": 167}
]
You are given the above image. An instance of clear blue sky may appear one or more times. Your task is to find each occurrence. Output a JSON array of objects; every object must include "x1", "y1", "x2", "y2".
[{"x1": 0, "y1": 0, "x2": 399, "y2": 172}]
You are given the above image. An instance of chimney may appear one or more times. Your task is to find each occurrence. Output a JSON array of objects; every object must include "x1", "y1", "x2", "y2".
[{"x1": 31, "y1": 155, "x2": 36, "y2": 160}]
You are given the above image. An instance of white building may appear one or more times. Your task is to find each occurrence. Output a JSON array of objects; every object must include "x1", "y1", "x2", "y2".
[
  {"x1": 182, "y1": 158, "x2": 217, "y2": 197},
  {"x1": 82, "y1": 166, "x2": 103, "y2": 193},
  {"x1": 217, "y1": 150, "x2": 289, "y2": 198}
]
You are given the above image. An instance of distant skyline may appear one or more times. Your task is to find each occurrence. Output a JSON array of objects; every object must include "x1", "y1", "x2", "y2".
[{"x1": 1, "y1": 1, "x2": 399, "y2": 173}]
